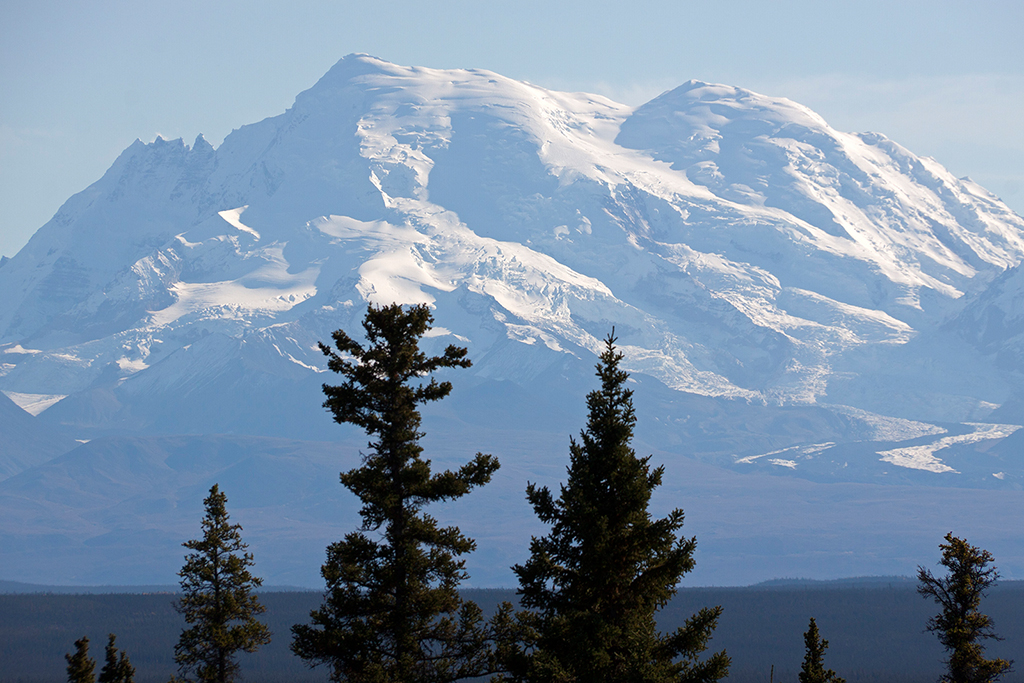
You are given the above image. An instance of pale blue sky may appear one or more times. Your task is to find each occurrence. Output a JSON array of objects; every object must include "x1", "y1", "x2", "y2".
[{"x1": 2, "y1": 0, "x2": 1022, "y2": 257}]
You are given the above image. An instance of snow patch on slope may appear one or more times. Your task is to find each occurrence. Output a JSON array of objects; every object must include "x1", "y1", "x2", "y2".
[
  {"x1": 877, "y1": 422, "x2": 1022, "y2": 473},
  {"x1": 217, "y1": 206, "x2": 261, "y2": 240},
  {"x1": 736, "y1": 442, "x2": 836, "y2": 465},
  {"x1": 1, "y1": 391, "x2": 66, "y2": 416}
]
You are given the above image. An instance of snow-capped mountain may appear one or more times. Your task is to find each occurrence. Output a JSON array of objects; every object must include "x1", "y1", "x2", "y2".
[
  {"x1": 3, "y1": 55, "x2": 1024, "y2": 586},
  {"x1": 3, "y1": 56, "x2": 1022, "y2": 430}
]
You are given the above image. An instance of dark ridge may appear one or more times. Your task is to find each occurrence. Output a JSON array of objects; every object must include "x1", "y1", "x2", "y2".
[
  {"x1": 0, "y1": 580, "x2": 312, "y2": 595},
  {"x1": 751, "y1": 575, "x2": 918, "y2": 588}
]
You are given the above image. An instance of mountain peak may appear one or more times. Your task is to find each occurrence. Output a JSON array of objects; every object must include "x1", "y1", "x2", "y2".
[
  {"x1": 192, "y1": 133, "x2": 213, "y2": 152},
  {"x1": 633, "y1": 78, "x2": 829, "y2": 134},
  {"x1": 309, "y1": 53, "x2": 409, "y2": 90}
]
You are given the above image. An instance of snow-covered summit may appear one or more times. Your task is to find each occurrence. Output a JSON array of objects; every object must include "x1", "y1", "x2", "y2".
[
  {"x1": 618, "y1": 80, "x2": 1024, "y2": 310},
  {"x1": 2, "y1": 55, "x2": 1024, "y2": 478}
]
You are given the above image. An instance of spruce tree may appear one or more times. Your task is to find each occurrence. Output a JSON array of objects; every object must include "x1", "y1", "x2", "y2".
[
  {"x1": 66, "y1": 636, "x2": 95, "y2": 683},
  {"x1": 510, "y1": 333, "x2": 729, "y2": 683},
  {"x1": 98, "y1": 634, "x2": 135, "y2": 683},
  {"x1": 799, "y1": 618, "x2": 844, "y2": 683},
  {"x1": 918, "y1": 533, "x2": 1014, "y2": 683},
  {"x1": 292, "y1": 303, "x2": 507, "y2": 682},
  {"x1": 175, "y1": 484, "x2": 271, "y2": 683},
  {"x1": 96, "y1": 634, "x2": 135, "y2": 683}
]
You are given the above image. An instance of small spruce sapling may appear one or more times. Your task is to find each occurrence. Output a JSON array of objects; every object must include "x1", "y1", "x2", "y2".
[
  {"x1": 98, "y1": 634, "x2": 135, "y2": 683},
  {"x1": 799, "y1": 618, "x2": 844, "y2": 683},
  {"x1": 66, "y1": 636, "x2": 95, "y2": 683}
]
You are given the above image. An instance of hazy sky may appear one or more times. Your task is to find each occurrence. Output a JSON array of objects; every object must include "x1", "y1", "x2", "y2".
[{"x1": 1, "y1": 0, "x2": 1022, "y2": 258}]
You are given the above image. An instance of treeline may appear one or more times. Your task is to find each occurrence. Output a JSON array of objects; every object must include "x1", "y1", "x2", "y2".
[{"x1": 34, "y1": 305, "x2": 1021, "y2": 682}]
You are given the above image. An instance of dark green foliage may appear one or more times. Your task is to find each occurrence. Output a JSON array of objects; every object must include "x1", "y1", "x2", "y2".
[
  {"x1": 175, "y1": 484, "x2": 272, "y2": 683},
  {"x1": 509, "y1": 334, "x2": 729, "y2": 682},
  {"x1": 292, "y1": 303, "x2": 508, "y2": 682},
  {"x1": 799, "y1": 618, "x2": 844, "y2": 683},
  {"x1": 65, "y1": 632, "x2": 134, "y2": 682},
  {"x1": 98, "y1": 633, "x2": 135, "y2": 683},
  {"x1": 66, "y1": 636, "x2": 96, "y2": 683},
  {"x1": 918, "y1": 533, "x2": 1014, "y2": 683}
]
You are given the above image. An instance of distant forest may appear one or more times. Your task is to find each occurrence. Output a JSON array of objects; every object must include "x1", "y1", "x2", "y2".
[{"x1": 2, "y1": 582, "x2": 1022, "y2": 683}]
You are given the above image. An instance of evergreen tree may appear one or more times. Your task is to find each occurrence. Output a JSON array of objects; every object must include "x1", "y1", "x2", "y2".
[
  {"x1": 918, "y1": 533, "x2": 1013, "y2": 683},
  {"x1": 98, "y1": 634, "x2": 135, "y2": 683},
  {"x1": 292, "y1": 303, "x2": 508, "y2": 682},
  {"x1": 510, "y1": 333, "x2": 729, "y2": 683},
  {"x1": 175, "y1": 484, "x2": 271, "y2": 683},
  {"x1": 799, "y1": 618, "x2": 844, "y2": 683},
  {"x1": 66, "y1": 636, "x2": 95, "y2": 683}
]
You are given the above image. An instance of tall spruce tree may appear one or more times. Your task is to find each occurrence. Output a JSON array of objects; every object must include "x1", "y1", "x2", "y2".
[
  {"x1": 510, "y1": 333, "x2": 729, "y2": 683},
  {"x1": 98, "y1": 634, "x2": 135, "y2": 683},
  {"x1": 175, "y1": 484, "x2": 271, "y2": 683},
  {"x1": 918, "y1": 533, "x2": 1013, "y2": 683},
  {"x1": 66, "y1": 636, "x2": 95, "y2": 683},
  {"x1": 799, "y1": 618, "x2": 844, "y2": 683},
  {"x1": 292, "y1": 303, "x2": 508, "y2": 682}
]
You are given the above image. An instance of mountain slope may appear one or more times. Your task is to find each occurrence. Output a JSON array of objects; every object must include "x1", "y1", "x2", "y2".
[
  {"x1": 2, "y1": 430, "x2": 1022, "y2": 587},
  {"x1": 0, "y1": 391, "x2": 76, "y2": 479}
]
